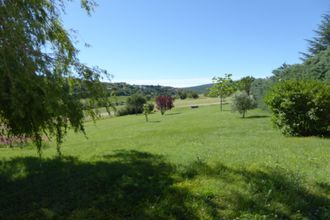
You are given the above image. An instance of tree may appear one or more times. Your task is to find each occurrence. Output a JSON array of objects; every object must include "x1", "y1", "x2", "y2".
[
  {"x1": 187, "y1": 91, "x2": 199, "y2": 99},
  {"x1": 209, "y1": 74, "x2": 235, "y2": 111},
  {"x1": 237, "y1": 76, "x2": 255, "y2": 96},
  {"x1": 302, "y1": 13, "x2": 330, "y2": 59},
  {"x1": 126, "y1": 94, "x2": 147, "y2": 114},
  {"x1": 231, "y1": 92, "x2": 257, "y2": 118},
  {"x1": 143, "y1": 104, "x2": 152, "y2": 122},
  {"x1": 178, "y1": 90, "x2": 187, "y2": 99},
  {"x1": 0, "y1": 0, "x2": 111, "y2": 156},
  {"x1": 265, "y1": 80, "x2": 330, "y2": 136},
  {"x1": 155, "y1": 96, "x2": 174, "y2": 115}
]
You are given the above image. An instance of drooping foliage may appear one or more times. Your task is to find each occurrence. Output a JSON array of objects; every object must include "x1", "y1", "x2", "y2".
[
  {"x1": 265, "y1": 80, "x2": 330, "y2": 136},
  {"x1": 0, "y1": 0, "x2": 111, "y2": 155},
  {"x1": 155, "y1": 95, "x2": 174, "y2": 115}
]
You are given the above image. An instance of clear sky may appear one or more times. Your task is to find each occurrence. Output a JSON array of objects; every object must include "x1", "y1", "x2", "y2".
[{"x1": 63, "y1": 0, "x2": 329, "y2": 87}]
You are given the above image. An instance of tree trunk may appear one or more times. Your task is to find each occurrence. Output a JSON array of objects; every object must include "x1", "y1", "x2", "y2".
[{"x1": 220, "y1": 96, "x2": 223, "y2": 111}]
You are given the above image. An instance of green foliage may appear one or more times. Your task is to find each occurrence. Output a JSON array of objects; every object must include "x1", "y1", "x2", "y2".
[
  {"x1": 126, "y1": 94, "x2": 147, "y2": 114},
  {"x1": 302, "y1": 13, "x2": 330, "y2": 59},
  {"x1": 143, "y1": 103, "x2": 153, "y2": 122},
  {"x1": 304, "y1": 46, "x2": 330, "y2": 83},
  {"x1": 237, "y1": 76, "x2": 255, "y2": 95},
  {"x1": 265, "y1": 80, "x2": 330, "y2": 136},
  {"x1": 209, "y1": 74, "x2": 235, "y2": 111},
  {"x1": 0, "y1": 0, "x2": 111, "y2": 156},
  {"x1": 251, "y1": 77, "x2": 276, "y2": 110},
  {"x1": 231, "y1": 92, "x2": 257, "y2": 118},
  {"x1": 106, "y1": 82, "x2": 177, "y2": 97},
  {"x1": 187, "y1": 91, "x2": 199, "y2": 99},
  {"x1": 177, "y1": 90, "x2": 187, "y2": 99}
]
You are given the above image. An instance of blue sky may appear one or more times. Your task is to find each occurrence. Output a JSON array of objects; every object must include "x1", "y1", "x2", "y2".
[{"x1": 63, "y1": 0, "x2": 329, "y2": 87}]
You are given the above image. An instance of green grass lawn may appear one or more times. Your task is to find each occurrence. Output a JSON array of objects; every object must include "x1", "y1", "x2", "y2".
[{"x1": 1, "y1": 104, "x2": 329, "y2": 219}]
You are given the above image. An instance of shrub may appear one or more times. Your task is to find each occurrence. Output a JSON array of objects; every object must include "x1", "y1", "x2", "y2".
[
  {"x1": 155, "y1": 95, "x2": 174, "y2": 115},
  {"x1": 126, "y1": 94, "x2": 147, "y2": 114},
  {"x1": 146, "y1": 103, "x2": 154, "y2": 112},
  {"x1": 265, "y1": 80, "x2": 330, "y2": 136},
  {"x1": 188, "y1": 91, "x2": 199, "y2": 99},
  {"x1": 231, "y1": 92, "x2": 257, "y2": 118},
  {"x1": 178, "y1": 90, "x2": 187, "y2": 100}
]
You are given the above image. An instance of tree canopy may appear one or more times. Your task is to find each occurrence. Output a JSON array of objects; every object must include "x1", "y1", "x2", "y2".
[
  {"x1": 302, "y1": 13, "x2": 330, "y2": 59},
  {"x1": 0, "y1": 0, "x2": 111, "y2": 155},
  {"x1": 209, "y1": 74, "x2": 235, "y2": 111}
]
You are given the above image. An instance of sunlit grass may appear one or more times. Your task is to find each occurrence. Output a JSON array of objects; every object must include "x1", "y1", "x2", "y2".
[{"x1": 1, "y1": 103, "x2": 329, "y2": 219}]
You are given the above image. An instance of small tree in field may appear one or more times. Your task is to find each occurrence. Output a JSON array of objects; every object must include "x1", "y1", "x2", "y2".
[
  {"x1": 143, "y1": 103, "x2": 152, "y2": 122},
  {"x1": 156, "y1": 96, "x2": 174, "y2": 115},
  {"x1": 209, "y1": 74, "x2": 235, "y2": 111},
  {"x1": 231, "y1": 92, "x2": 257, "y2": 118}
]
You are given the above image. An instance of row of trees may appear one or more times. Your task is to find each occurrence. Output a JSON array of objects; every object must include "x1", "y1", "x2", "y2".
[
  {"x1": 208, "y1": 74, "x2": 256, "y2": 117},
  {"x1": 116, "y1": 94, "x2": 174, "y2": 117}
]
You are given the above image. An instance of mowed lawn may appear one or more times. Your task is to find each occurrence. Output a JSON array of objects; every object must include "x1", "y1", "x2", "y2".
[{"x1": 0, "y1": 104, "x2": 329, "y2": 219}]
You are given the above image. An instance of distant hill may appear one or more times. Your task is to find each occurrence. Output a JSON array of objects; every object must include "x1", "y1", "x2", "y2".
[
  {"x1": 183, "y1": 83, "x2": 213, "y2": 94},
  {"x1": 104, "y1": 82, "x2": 178, "y2": 97}
]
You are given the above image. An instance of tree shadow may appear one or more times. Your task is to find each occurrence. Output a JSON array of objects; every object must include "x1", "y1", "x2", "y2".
[
  {"x1": 1, "y1": 152, "x2": 329, "y2": 219},
  {"x1": 181, "y1": 160, "x2": 330, "y2": 219},
  {"x1": 0, "y1": 150, "x2": 217, "y2": 219},
  {"x1": 165, "y1": 112, "x2": 181, "y2": 116},
  {"x1": 148, "y1": 120, "x2": 161, "y2": 123},
  {"x1": 244, "y1": 115, "x2": 270, "y2": 119}
]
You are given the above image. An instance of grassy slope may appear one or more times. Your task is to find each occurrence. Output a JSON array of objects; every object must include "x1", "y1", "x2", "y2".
[{"x1": 1, "y1": 104, "x2": 329, "y2": 219}]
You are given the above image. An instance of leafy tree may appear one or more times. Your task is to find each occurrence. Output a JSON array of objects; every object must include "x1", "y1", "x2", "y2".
[
  {"x1": 188, "y1": 91, "x2": 199, "y2": 99},
  {"x1": 126, "y1": 94, "x2": 147, "y2": 114},
  {"x1": 143, "y1": 104, "x2": 152, "y2": 122},
  {"x1": 178, "y1": 90, "x2": 187, "y2": 99},
  {"x1": 155, "y1": 96, "x2": 174, "y2": 115},
  {"x1": 250, "y1": 77, "x2": 276, "y2": 110},
  {"x1": 265, "y1": 80, "x2": 330, "y2": 136},
  {"x1": 209, "y1": 74, "x2": 235, "y2": 111},
  {"x1": 0, "y1": 0, "x2": 111, "y2": 156},
  {"x1": 237, "y1": 76, "x2": 255, "y2": 96},
  {"x1": 302, "y1": 13, "x2": 330, "y2": 59},
  {"x1": 231, "y1": 92, "x2": 257, "y2": 118}
]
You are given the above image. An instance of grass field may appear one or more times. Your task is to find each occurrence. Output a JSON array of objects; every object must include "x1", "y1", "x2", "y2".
[{"x1": 0, "y1": 103, "x2": 329, "y2": 219}]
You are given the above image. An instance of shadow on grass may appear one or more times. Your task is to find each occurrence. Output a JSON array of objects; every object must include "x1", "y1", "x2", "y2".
[
  {"x1": 0, "y1": 151, "x2": 329, "y2": 219},
  {"x1": 244, "y1": 115, "x2": 270, "y2": 119},
  {"x1": 0, "y1": 151, "x2": 217, "y2": 219},
  {"x1": 165, "y1": 112, "x2": 181, "y2": 116},
  {"x1": 148, "y1": 120, "x2": 161, "y2": 123},
  {"x1": 181, "y1": 161, "x2": 330, "y2": 219}
]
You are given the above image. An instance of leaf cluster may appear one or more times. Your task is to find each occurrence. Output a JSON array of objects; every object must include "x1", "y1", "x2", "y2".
[{"x1": 265, "y1": 80, "x2": 330, "y2": 136}]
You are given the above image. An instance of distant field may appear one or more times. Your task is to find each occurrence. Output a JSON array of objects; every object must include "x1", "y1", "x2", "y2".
[
  {"x1": 174, "y1": 96, "x2": 220, "y2": 108},
  {"x1": 1, "y1": 104, "x2": 329, "y2": 219}
]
